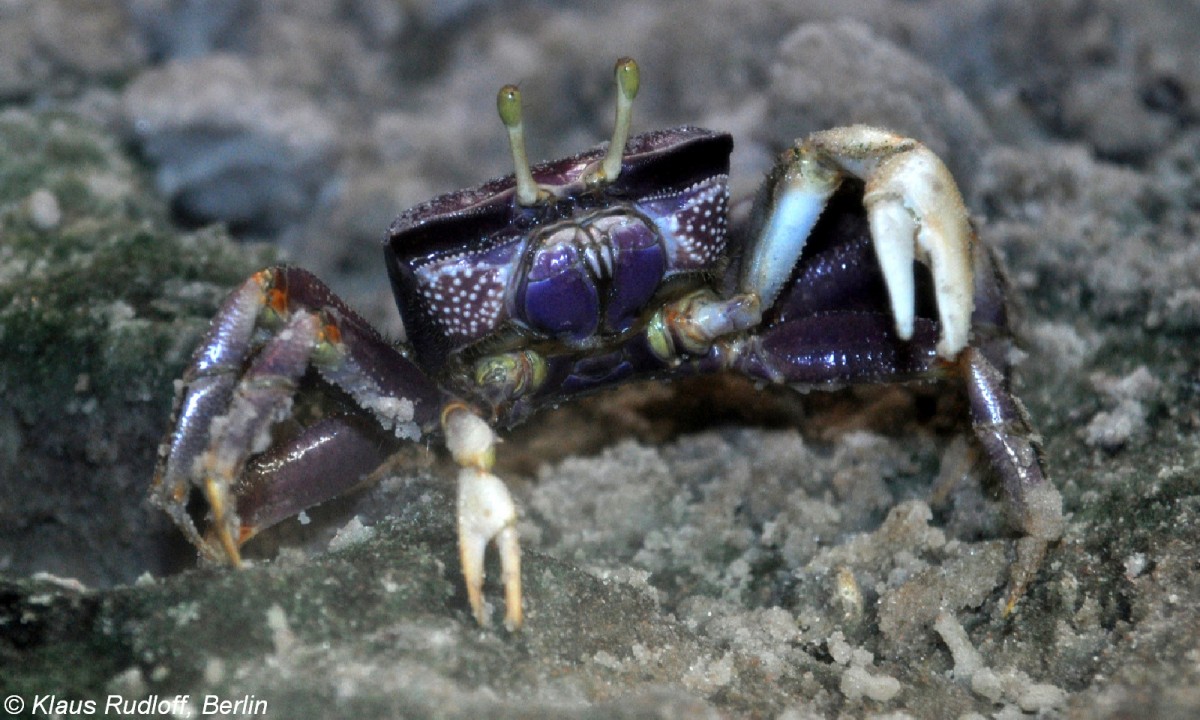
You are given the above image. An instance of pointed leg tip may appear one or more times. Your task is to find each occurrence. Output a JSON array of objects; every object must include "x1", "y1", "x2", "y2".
[
  {"x1": 1001, "y1": 536, "x2": 1050, "y2": 618},
  {"x1": 201, "y1": 475, "x2": 245, "y2": 566},
  {"x1": 504, "y1": 605, "x2": 523, "y2": 632},
  {"x1": 459, "y1": 531, "x2": 487, "y2": 625},
  {"x1": 460, "y1": 557, "x2": 486, "y2": 626},
  {"x1": 459, "y1": 523, "x2": 524, "y2": 631},
  {"x1": 1001, "y1": 583, "x2": 1025, "y2": 618},
  {"x1": 473, "y1": 603, "x2": 490, "y2": 628},
  {"x1": 213, "y1": 525, "x2": 243, "y2": 567},
  {"x1": 496, "y1": 525, "x2": 524, "y2": 631}
]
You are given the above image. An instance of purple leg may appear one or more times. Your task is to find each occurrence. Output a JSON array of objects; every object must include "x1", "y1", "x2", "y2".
[
  {"x1": 200, "y1": 310, "x2": 321, "y2": 561},
  {"x1": 152, "y1": 276, "x2": 266, "y2": 550},
  {"x1": 967, "y1": 243, "x2": 1017, "y2": 371},
  {"x1": 963, "y1": 348, "x2": 1060, "y2": 537},
  {"x1": 722, "y1": 317, "x2": 1061, "y2": 613},
  {"x1": 725, "y1": 311, "x2": 941, "y2": 386},
  {"x1": 236, "y1": 416, "x2": 394, "y2": 537},
  {"x1": 964, "y1": 346, "x2": 1063, "y2": 612},
  {"x1": 269, "y1": 267, "x2": 447, "y2": 436},
  {"x1": 963, "y1": 243, "x2": 1064, "y2": 561},
  {"x1": 150, "y1": 266, "x2": 450, "y2": 565}
]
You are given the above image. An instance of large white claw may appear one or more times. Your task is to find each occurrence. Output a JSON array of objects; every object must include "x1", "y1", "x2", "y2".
[
  {"x1": 864, "y1": 145, "x2": 974, "y2": 358},
  {"x1": 805, "y1": 126, "x2": 975, "y2": 359}
]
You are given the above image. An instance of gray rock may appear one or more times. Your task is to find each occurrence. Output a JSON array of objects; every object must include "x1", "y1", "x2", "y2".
[{"x1": 123, "y1": 55, "x2": 339, "y2": 237}]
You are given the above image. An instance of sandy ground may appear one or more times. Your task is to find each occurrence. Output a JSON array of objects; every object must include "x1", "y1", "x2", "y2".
[{"x1": 2, "y1": 1, "x2": 1199, "y2": 717}]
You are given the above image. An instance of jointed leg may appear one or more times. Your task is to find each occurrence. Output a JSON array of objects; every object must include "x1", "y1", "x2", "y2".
[
  {"x1": 235, "y1": 415, "x2": 395, "y2": 538},
  {"x1": 154, "y1": 267, "x2": 524, "y2": 628},
  {"x1": 152, "y1": 269, "x2": 307, "y2": 560},
  {"x1": 963, "y1": 347, "x2": 1063, "y2": 613},
  {"x1": 151, "y1": 267, "x2": 446, "y2": 564},
  {"x1": 200, "y1": 309, "x2": 321, "y2": 562},
  {"x1": 721, "y1": 310, "x2": 942, "y2": 386}
]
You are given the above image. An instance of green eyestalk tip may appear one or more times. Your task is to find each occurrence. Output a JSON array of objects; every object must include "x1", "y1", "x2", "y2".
[
  {"x1": 496, "y1": 84, "x2": 523, "y2": 129},
  {"x1": 614, "y1": 57, "x2": 640, "y2": 102}
]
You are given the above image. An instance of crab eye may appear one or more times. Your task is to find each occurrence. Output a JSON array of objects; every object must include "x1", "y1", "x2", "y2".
[
  {"x1": 586, "y1": 56, "x2": 640, "y2": 187},
  {"x1": 497, "y1": 84, "x2": 548, "y2": 206},
  {"x1": 498, "y1": 57, "x2": 643, "y2": 204}
]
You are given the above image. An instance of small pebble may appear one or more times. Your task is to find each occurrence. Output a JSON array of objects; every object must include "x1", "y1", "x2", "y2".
[{"x1": 28, "y1": 188, "x2": 62, "y2": 229}]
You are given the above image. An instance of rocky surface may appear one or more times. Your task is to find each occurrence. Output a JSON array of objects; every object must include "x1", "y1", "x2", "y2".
[{"x1": 2, "y1": 1, "x2": 1199, "y2": 718}]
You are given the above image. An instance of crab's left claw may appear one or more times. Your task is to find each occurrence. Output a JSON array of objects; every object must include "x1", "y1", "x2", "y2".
[
  {"x1": 744, "y1": 126, "x2": 974, "y2": 359},
  {"x1": 442, "y1": 403, "x2": 523, "y2": 630}
]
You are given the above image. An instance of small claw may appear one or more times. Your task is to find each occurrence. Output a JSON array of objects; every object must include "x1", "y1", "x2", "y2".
[
  {"x1": 457, "y1": 467, "x2": 523, "y2": 629},
  {"x1": 496, "y1": 524, "x2": 523, "y2": 631},
  {"x1": 456, "y1": 489, "x2": 489, "y2": 626},
  {"x1": 863, "y1": 147, "x2": 974, "y2": 358},
  {"x1": 444, "y1": 404, "x2": 523, "y2": 629}
]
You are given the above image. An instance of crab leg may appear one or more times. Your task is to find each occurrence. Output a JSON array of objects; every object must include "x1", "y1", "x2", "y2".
[
  {"x1": 442, "y1": 403, "x2": 523, "y2": 630},
  {"x1": 721, "y1": 311, "x2": 942, "y2": 386},
  {"x1": 234, "y1": 416, "x2": 394, "y2": 539},
  {"x1": 151, "y1": 271, "x2": 287, "y2": 555},
  {"x1": 711, "y1": 311, "x2": 1061, "y2": 614},
  {"x1": 199, "y1": 309, "x2": 321, "y2": 562},
  {"x1": 151, "y1": 267, "x2": 447, "y2": 564},
  {"x1": 742, "y1": 126, "x2": 974, "y2": 359},
  {"x1": 963, "y1": 347, "x2": 1064, "y2": 613},
  {"x1": 155, "y1": 267, "x2": 525, "y2": 627}
]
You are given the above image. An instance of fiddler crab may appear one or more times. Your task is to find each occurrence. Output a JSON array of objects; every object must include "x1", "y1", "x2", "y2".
[{"x1": 151, "y1": 58, "x2": 1063, "y2": 630}]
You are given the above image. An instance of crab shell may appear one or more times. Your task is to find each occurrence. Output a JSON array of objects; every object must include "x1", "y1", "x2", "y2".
[{"x1": 386, "y1": 127, "x2": 732, "y2": 372}]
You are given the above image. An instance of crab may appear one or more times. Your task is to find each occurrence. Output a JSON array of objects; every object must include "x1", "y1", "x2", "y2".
[{"x1": 151, "y1": 58, "x2": 1063, "y2": 630}]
